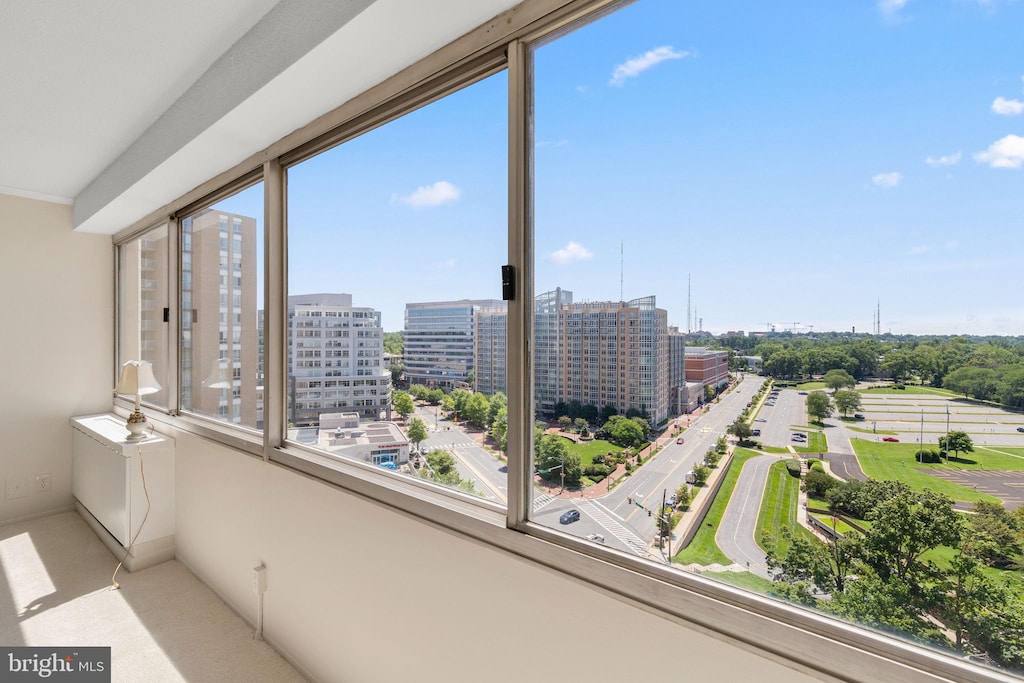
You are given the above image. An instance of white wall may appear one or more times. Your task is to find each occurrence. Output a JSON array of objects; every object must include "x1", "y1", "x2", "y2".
[
  {"x1": 0, "y1": 194, "x2": 112, "y2": 523},
  {"x1": 174, "y1": 433, "x2": 821, "y2": 683}
]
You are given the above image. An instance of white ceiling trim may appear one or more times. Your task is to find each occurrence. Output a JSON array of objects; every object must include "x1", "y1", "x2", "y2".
[{"x1": 72, "y1": 0, "x2": 520, "y2": 235}]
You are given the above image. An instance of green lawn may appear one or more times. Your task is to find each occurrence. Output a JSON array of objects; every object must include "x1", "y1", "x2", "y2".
[
  {"x1": 564, "y1": 438, "x2": 623, "y2": 467},
  {"x1": 844, "y1": 424, "x2": 899, "y2": 435},
  {"x1": 810, "y1": 513, "x2": 860, "y2": 536},
  {"x1": 703, "y1": 570, "x2": 776, "y2": 593},
  {"x1": 794, "y1": 431, "x2": 827, "y2": 454},
  {"x1": 760, "y1": 445, "x2": 791, "y2": 454},
  {"x1": 673, "y1": 449, "x2": 760, "y2": 566},
  {"x1": 795, "y1": 381, "x2": 827, "y2": 390},
  {"x1": 850, "y1": 438, "x2": 1000, "y2": 504},
  {"x1": 755, "y1": 460, "x2": 817, "y2": 555}
]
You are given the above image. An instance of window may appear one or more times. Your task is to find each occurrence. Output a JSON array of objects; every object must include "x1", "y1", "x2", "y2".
[
  {"x1": 529, "y1": 0, "x2": 1024, "y2": 676},
  {"x1": 179, "y1": 182, "x2": 264, "y2": 430},
  {"x1": 285, "y1": 71, "x2": 509, "y2": 501},
  {"x1": 117, "y1": 223, "x2": 170, "y2": 407},
  {"x1": 112, "y1": 0, "x2": 1024, "y2": 679}
]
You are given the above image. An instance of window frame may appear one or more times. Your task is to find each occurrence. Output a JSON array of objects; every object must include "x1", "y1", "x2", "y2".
[{"x1": 111, "y1": 0, "x2": 1018, "y2": 681}]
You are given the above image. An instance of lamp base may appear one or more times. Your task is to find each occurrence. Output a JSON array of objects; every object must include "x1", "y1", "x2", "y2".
[{"x1": 125, "y1": 411, "x2": 149, "y2": 441}]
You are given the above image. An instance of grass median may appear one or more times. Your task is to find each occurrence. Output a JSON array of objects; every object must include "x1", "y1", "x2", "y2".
[{"x1": 755, "y1": 460, "x2": 817, "y2": 556}]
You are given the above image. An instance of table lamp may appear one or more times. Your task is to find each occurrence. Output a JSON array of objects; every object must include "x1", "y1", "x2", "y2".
[{"x1": 114, "y1": 360, "x2": 162, "y2": 440}]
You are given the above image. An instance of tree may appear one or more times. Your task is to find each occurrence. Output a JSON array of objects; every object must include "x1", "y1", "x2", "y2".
[
  {"x1": 490, "y1": 407, "x2": 508, "y2": 452},
  {"x1": 802, "y1": 469, "x2": 840, "y2": 499},
  {"x1": 726, "y1": 417, "x2": 752, "y2": 442},
  {"x1": 573, "y1": 417, "x2": 588, "y2": 432},
  {"x1": 462, "y1": 391, "x2": 490, "y2": 427},
  {"x1": 406, "y1": 417, "x2": 427, "y2": 451},
  {"x1": 881, "y1": 349, "x2": 914, "y2": 383},
  {"x1": 823, "y1": 369, "x2": 856, "y2": 393},
  {"x1": 805, "y1": 390, "x2": 833, "y2": 423},
  {"x1": 715, "y1": 436, "x2": 728, "y2": 454},
  {"x1": 486, "y1": 392, "x2": 507, "y2": 426},
  {"x1": 861, "y1": 486, "x2": 963, "y2": 583},
  {"x1": 691, "y1": 463, "x2": 711, "y2": 485},
  {"x1": 938, "y1": 430, "x2": 974, "y2": 461},
  {"x1": 764, "y1": 349, "x2": 802, "y2": 379},
  {"x1": 674, "y1": 484, "x2": 692, "y2": 509},
  {"x1": 602, "y1": 415, "x2": 645, "y2": 448},
  {"x1": 704, "y1": 448, "x2": 721, "y2": 467},
  {"x1": 392, "y1": 390, "x2": 414, "y2": 421},
  {"x1": 557, "y1": 415, "x2": 571, "y2": 430},
  {"x1": 943, "y1": 366, "x2": 999, "y2": 401},
  {"x1": 383, "y1": 331, "x2": 404, "y2": 355},
  {"x1": 833, "y1": 389, "x2": 861, "y2": 417}
]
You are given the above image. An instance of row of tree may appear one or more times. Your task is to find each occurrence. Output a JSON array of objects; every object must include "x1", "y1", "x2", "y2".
[{"x1": 721, "y1": 335, "x2": 1024, "y2": 409}]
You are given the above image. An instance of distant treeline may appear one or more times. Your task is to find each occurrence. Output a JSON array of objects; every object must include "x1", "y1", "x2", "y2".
[{"x1": 707, "y1": 334, "x2": 1024, "y2": 409}]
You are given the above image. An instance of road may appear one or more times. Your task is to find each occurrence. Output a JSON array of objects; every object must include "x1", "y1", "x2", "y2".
[
  {"x1": 533, "y1": 374, "x2": 763, "y2": 556},
  {"x1": 715, "y1": 453, "x2": 779, "y2": 577}
]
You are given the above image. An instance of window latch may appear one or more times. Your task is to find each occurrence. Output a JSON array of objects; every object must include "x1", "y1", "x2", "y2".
[{"x1": 502, "y1": 265, "x2": 515, "y2": 301}]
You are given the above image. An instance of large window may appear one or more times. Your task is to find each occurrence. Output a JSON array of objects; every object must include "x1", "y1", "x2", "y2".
[
  {"x1": 114, "y1": 0, "x2": 1024, "y2": 679},
  {"x1": 285, "y1": 72, "x2": 509, "y2": 501},
  {"x1": 179, "y1": 182, "x2": 264, "y2": 431},
  {"x1": 117, "y1": 223, "x2": 170, "y2": 407},
  {"x1": 530, "y1": 0, "x2": 1024, "y2": 675}
]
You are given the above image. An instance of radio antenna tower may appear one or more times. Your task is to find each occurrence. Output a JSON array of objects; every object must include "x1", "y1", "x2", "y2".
[{"x1": 687, "y1": 274, "x2": 692, "y2": 333}]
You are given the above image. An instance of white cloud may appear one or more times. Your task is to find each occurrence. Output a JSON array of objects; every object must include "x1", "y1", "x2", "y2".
[
  {"x1": 396, "y1": 180, "x2": 461, "y2": 207},
  {"x1": 871, "y1": 171, "x2": 902, "y2": 188},
  {"x1": 925, "y1": 151, "x2": 961, "y2": 166},
  {"x1": 609, "y1": 46, "x2": 690, "y2": 87},
  {"x1": 974, "y1": 134, "x2": 1024, "y2": 169},
  {"x1": 547, "y1": 241, "x2": 594, "y2": 265},
  {"x1": 878, "y1": 0, "x2": 908, "y2": 15},
  {"x1": 992, "y1": 96, "x2": 1024, "y2": 115}
]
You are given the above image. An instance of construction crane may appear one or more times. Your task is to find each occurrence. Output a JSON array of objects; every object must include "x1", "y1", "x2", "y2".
[
  {"x1": 763, "y1": 322, "x2": 773, "y2": 333},
  {"x1": 788, "y1": 322, "x2": 801, "y2": 333}
]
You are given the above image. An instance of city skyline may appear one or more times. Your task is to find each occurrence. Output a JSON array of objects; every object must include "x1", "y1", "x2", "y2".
[{"x1": 214, "y1": 0, "x2": 1024, "y2": 336}]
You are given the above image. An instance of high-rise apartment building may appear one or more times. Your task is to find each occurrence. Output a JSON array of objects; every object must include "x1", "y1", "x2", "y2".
[
  {"x1": 474, "y1": 308, "x2": 508, "y2": 396},
  {"x1": 180, "y1": 209, "x2": 258, "y2": 427},
  {"x1": 286, "y1": 293, "x2": 390, "y2": 425},
  {"x1": 559, "y1": 296, "x2": 669, "y2": 424},
  {"x1": 534, "y1": 288, "x2": 573, "y2": 414},
  {"x1": 668, "y1": 325, "x2": 688, "y2": 415},
  {"x1": 404, "y1": 299, "x2": 505, "y2": 389}
]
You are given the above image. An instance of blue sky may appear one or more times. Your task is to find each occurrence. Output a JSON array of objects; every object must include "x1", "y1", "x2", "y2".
[{"x1": 224, "y1": 0, "x2": 1024, "y2": 336}]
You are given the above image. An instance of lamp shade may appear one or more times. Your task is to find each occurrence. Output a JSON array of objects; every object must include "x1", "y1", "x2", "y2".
[
  {"x1": 202, "y1": 358, "x2": 233, "y2": 389},
  {"x1": 114, "y1": 360, "x2": 162, "y2": 396}
]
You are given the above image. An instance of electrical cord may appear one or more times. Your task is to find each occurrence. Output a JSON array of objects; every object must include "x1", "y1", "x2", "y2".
[{"x1": 111, "y1": 435, "x2": 153, "y2": 590}]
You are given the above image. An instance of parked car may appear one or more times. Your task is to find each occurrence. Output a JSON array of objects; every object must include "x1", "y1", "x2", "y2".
[
  {"x1": 559, "y1": 509, "x2": 581, "y2": 524},
  {"x1": 882, "y1": 436, "x2": 900, "y2": 442},
  {"x1": 378, "y1": 461, "x2": 397, "y2": 470},
  {"x1": 667, "y1": 494, "x2": 677, "y2": 507},
  {"x1": 752, "y1": 429, "x2": 761, "y2": 437},
  {"x1": 854, "y1": 413, "x2": 865, "y2": 420},
  {"x1": 1017, "y1": 427, "x2": 1024, "y2": 433},
  {"x1": 792, "y1": 433, "x2": 806, "y2": 441},
  {"x1": 676, "y1": 437, "x2": 685, "y2": 444}
]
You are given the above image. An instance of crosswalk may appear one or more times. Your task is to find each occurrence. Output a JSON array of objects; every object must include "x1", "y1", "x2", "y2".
[
  {"x1": 533, "y1": 492, "x2": 556, "y2": 511},
  {"x1": 578, "y1": 499, "x2": 650, "y2": 556}
]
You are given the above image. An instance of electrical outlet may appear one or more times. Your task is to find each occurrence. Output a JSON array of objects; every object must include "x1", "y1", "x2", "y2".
[
  {"x1": 6, "y1": 477, "x2": 29, "y2": 499},
  {"x1": 36, "y1": 474, "x2": 51, "y2": 492}
]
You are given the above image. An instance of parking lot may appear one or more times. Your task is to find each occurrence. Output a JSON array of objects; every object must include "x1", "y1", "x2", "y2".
[{"x1": 854, "y1": 393, "x2": 1024, "y2": 447}]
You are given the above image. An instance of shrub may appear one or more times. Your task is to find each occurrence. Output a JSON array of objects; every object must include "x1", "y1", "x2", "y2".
[
  {"x1": 803, "y1": 469, "x2": 839, "y2": 498},
  {"x1": 785, "y1": 460, "x2": 803, "y2": 477},
  {"x1": 810, "y1": 461, "x2": 825, "y2": 473},
  {"x1": 584, "y1": 463, "x2": 611, "y2": 477},
  {"x1": 592, "y1": 453, "x2": 605, "y2": 465},
  {"x1": 916, "y1": 449, "x2": 942, "y2": 463}
]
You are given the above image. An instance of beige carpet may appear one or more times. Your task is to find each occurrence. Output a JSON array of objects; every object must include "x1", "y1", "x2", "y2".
[{"x1": 0, "y1": 511, "x2": 307, "y2": 682}]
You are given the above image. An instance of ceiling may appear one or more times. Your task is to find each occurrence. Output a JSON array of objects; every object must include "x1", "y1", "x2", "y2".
[{"x1": 0, "y1": 0, "x2": 519, "y2": 234}]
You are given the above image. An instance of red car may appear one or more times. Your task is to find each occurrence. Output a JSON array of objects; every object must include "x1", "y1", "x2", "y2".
[
  {"x1": 882, "y1": 436, "x2": 899, "y2": 442},
  {"x1": 676, "y1": 437, "x2": 685, "y2": 444}
]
